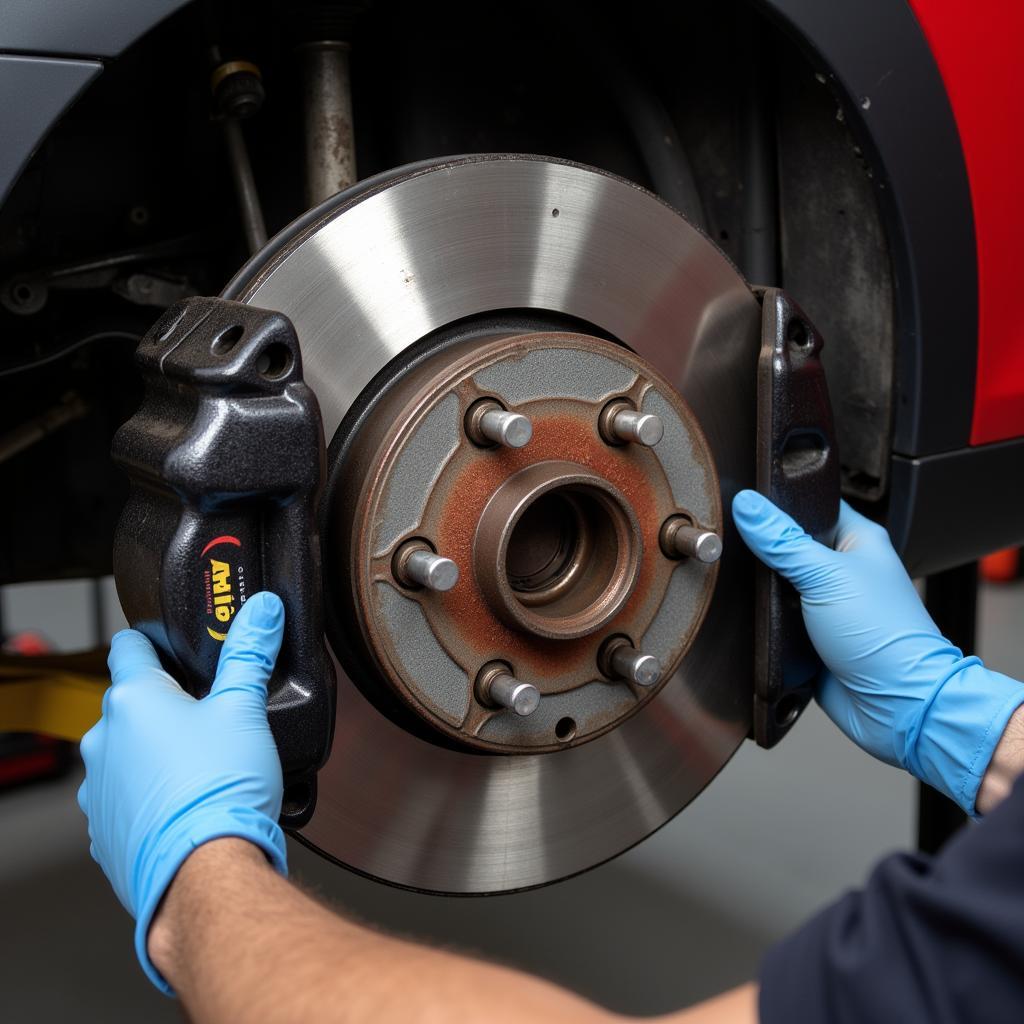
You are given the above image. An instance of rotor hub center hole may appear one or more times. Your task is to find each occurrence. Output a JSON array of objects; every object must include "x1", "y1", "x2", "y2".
[
  {"x1": 475, "y1": 462, "x2": 643, "y2": 640},
  {"x1": 505, "y1": 491, "x2": 583, "y2": 598}
]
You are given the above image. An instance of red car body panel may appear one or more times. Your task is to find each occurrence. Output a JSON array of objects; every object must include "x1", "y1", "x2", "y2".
[{"x1": 910, "y1": 0, "x2": 1024, "y2": 445}]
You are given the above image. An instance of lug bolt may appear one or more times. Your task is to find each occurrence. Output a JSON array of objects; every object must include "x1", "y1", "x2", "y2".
[
  {"x1": 660, "y1": 516, "x2": 723, "y2": 564},
  {"x1": 466, "y1": 400, "x2": 533, "y2": 449},
  {"x1": 476, "y1": 663, "x2": 541, "y2": 716},
  {"x1": 393, "y1": 540, "x2": 460, "y2": 592},
  {"x1": 600, "y1": 400, "x2": 664, "y2": 447},
  {"x1": 490, "y1": 673, "x2": 541, "y2": 716},
  {"x1": 601, "y1": 638, "x2": 662, "y2": 687}
]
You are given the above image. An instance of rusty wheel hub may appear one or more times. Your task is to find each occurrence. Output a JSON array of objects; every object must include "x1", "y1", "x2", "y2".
[{"x1": 332, "y1": 330, "x2": 722, "y2": 753}]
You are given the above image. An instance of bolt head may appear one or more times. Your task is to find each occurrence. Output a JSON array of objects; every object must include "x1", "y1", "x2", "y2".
[
  {"x1": 510, "y1": 683, "x2": 541, "y2": 716},
  {"x1": 473, "y1": 406, "x2": 534, "y2": 448},
  {"x1": 693, "y1": 532, "x2": 723, "y2": 564},
  {"x1": 632, "y1": 412, "x2": 665, "y2": 447},
  {"x1": 500, "y1": 413, "x2": 533, "y2": 448},
  {"x1": 424, "y1": 556, "x2": 460, "y2": 591},
  {"x1": 631, "y1": 653, "x2": 662, "y2": 686}
]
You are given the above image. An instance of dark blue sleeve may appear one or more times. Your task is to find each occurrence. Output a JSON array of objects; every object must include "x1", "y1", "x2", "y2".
[{"x1": 759, "y1": 774, "x2": 1024, "y2": 1024}]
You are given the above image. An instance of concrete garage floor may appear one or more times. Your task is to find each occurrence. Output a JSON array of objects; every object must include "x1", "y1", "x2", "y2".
[{"x1": 1, "y1": 577, "x2": 1021, "y2": 1021}]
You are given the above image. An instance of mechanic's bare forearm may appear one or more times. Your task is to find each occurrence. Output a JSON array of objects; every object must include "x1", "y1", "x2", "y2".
[
  {"x1": 148, "y1": 839, "x2": 755, "y2": 1024},
  {"x1": 977, "y1": 705, "x2": 1024, "y2": 815}
]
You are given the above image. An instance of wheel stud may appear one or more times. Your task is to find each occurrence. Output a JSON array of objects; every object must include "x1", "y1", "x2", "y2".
[
  {"x1": 600, "y1": 400, "x2": 664, "y2": 447},
  {"x1": 466, "y1": 400, "x2": 533, "y2": 448},
  {"x1": 600, "y1": 637, "x2": 662, "y2": 687},
  {"x1": 660, "y1": 516, "x2": 723, "y2": 563},
  {"x1": 393, "y1": 540, "x2": 459, "y2": 592},
  {"x1": 476, "y1": 662, "x2": 540, "y2": 716}
]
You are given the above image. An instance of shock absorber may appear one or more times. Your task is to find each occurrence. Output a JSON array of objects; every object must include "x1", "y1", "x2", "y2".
[
  {"x1": 294, "y1": 2, "x2": 369, "y2": 207},
  {"x1": 299, "y1": 40, "x2": 357, "y2": 206}
]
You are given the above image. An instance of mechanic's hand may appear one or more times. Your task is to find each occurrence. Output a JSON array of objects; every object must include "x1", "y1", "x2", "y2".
[
  {"x1": 78, "y1": 591, "x2": 288, "y2": 993},
  {"x1": 732, "y1": 490, "x2": 1024, "y2": 815}
]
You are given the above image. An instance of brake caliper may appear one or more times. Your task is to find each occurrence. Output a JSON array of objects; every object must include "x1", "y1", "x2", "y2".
[{"x1": 112, "y1": 296, "x2": 335, "y2": 828}]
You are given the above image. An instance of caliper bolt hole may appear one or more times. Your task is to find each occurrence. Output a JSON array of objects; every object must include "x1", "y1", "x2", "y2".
[
  {"x1": 256, "y1": 342, "x2": 293, "y2": 380},
  {"x1": 786, "y1": 318, "x2": 812, "y2": 351},
  {"x1": 774, "y1": 693, "x2": 803, "y2": 728},
  {"x1": 212, "y1": 323, "x2": 244, "y2": 355}
]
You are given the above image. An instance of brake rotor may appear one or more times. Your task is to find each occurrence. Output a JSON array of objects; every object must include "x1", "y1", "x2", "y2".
[{"x1": 224, "y1": 155, "x2": 761, "y2": 893}]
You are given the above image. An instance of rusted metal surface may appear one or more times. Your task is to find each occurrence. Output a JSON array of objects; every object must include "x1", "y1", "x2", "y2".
[
  {"x1": 300, "y1": 41, "x2": 356, "y2": 207},
  {"x1": 473, "y1": 461, "x2": 642, "y2": 640},
  {"x1": 333, "y1": 331, "x2": 722, "y2": 753}
]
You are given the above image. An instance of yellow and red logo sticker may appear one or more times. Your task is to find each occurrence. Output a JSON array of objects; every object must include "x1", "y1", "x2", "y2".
[{"x1": 201, "y1": 535, "x2": 248, "y2": 641}]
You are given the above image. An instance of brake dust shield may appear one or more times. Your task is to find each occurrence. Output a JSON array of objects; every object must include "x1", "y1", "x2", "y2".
[{"x1": 224, "y1": 155, "x2": 761, "y2": 894}]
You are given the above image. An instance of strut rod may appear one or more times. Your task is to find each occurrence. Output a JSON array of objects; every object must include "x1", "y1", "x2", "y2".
[{"x1": 300, "y1": 40, "x2": 357, "y2": 207}]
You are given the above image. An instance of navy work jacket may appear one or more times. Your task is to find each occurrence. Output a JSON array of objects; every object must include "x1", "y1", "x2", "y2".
[{"x1": 760, "y1": 774, "x2": 1024, "y2": 1023}]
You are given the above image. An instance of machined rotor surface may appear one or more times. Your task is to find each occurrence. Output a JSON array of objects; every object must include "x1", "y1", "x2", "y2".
[{"x1": 225, "y1": 155, "x2": 761, "y2": 893}]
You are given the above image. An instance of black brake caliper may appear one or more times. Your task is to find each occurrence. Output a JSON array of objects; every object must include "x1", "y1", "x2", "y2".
[{"x1": 112, "y1": 296, "x2": 335, "y2": 828}]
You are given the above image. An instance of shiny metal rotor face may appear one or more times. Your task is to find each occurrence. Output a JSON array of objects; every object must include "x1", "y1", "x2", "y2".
[{"x1": 226, "y1": 155, "x2": 761, "y2": 894}]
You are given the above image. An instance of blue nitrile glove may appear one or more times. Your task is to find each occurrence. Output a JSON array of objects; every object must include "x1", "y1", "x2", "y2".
[
  {"x1": 77, "y1": 591, "x2": 288, "y2": 993},
  {"x1": 732, "y1": 490, "x2": 1024, "y2": 816}
]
